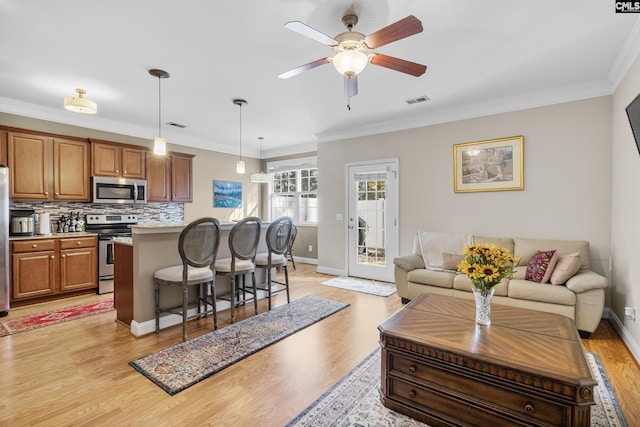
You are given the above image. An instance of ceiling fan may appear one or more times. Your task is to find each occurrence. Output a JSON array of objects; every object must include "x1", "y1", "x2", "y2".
[{"x1": 278, "y1": 11, "x2": 427, "y2": 109}]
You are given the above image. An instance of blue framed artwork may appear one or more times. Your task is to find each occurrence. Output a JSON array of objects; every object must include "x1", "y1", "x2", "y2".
[{"x1": 214, "y1": 180, "x2": 242, "y2": 208}]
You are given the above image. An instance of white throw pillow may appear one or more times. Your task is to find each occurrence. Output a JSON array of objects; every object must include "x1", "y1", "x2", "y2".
[{"x1": 418, "y1": 231, "x2": 471, "y2": 269}]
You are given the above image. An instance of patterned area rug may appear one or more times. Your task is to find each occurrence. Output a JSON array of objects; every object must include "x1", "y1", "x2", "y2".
[
  {"x1": 321, "y1": 276, "x2": 397, "y2": 297},
  {"x1": 0, "y1": 299, "x2": 114, "y2": 337},
  {"x1": 287, "y1": 348, "x2": 628, "y2": 427},
  {"x1": 130, "y1": 295, "x2": 349, "y2": 395}
]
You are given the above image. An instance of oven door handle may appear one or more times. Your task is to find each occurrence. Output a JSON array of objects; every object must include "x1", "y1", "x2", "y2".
[{"x1": 106, "y1": 241, "x2": 114, "y2": 265}]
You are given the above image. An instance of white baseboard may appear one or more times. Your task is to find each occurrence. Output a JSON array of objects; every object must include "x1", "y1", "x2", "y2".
[
  {"x1": 316, "y1": 266, "x2": 345, "y2": 276},
  {"x1": 292, "y1": 256, "x2": 317, "y2": 265},
  {"x1": 130, "y1": 289, "x2": 273, "y2": 337},
  {"x1": 604, "y1": 307, "x2": 640, "y2": 364}
]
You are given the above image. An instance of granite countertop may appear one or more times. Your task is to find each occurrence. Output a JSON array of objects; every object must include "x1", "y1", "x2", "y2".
[
  {"x1": 9, "y1": 231, "x2": 98, "y2": 241},
  {"x1": 129, "y1": 222, "x2": 240, "y2": 234}
]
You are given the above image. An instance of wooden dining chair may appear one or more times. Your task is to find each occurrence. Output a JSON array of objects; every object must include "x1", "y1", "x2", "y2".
[{"x1": 153, "y1": 217, "x2": 221, "y2": 341}]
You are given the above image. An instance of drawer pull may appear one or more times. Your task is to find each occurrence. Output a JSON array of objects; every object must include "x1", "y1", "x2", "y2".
[
  {"x1": 409, "y1": 390, "x2": 416, "y2": 399},
  {"x1": 525, "y1": 403, "x2": 534, "y2": 413},
  {"x1": 32, "y1": 244, "x2": 37, "y2": 248},
  {"x1": 408, "y1": 365, "x2": 416, "y2": 373},
  {"x1": 76, "y1": 241, "x2": 82, "y2": 245}
]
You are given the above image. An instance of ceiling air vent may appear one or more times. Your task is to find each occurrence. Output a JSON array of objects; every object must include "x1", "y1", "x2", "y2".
[
  {"x1": 167, "y1": 122, "x2": 187, "y2": 128},
  {"x1": 405, "y1": 95, "x2": 430, "y2": 105}
]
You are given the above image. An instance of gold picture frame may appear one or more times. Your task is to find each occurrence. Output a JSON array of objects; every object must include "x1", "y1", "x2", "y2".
[{"x1": 453, "y1": 135, "x2": 524, "y2": 193}]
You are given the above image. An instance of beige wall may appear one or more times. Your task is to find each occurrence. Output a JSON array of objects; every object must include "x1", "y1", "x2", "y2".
[
  {"x1": 318, "y1": 97, "x2": 613, "y2": 289},
  {"x1": 611, "y1": 54, "x2": 640, "y2": 347}
]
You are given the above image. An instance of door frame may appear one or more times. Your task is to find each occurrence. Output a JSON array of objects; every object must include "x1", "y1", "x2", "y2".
[{"x1": 344, "y1": 158, "x2": 399, "y2": 282}]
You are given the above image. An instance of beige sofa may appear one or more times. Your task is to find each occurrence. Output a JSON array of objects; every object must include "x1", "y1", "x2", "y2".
[{"x1": 393, "y1": 232, "x2": 608, "y2": 337}]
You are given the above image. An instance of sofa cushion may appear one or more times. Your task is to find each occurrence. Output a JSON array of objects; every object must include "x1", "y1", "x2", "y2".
[
  {"x1": 514, "y1": 237, "x2": 590, "y2": 269},
  {"x1": 442, "y1": 252, "x2": 465, "y2": 271},
  {"x1": 453, "y1": 274, "x2": 509, "y2": 296},
  {"x1": 550, "y1": 252, "x2": 582, "y2": 285},
  {"x1": 508, "y1": 279, "x2": 576, "y2": 305},
  {"x1": 418, "y1": 231, "x2": 471, "y2": 269},
  {"x1": 472, "y1": 235, "x2": 515, "y2": 254},
  {"x1": 408, "y1": 269, "x2": 454, "y2": 289},
  {"x1": 525, "y1": 250, "x2": 558, "y2": 283}
]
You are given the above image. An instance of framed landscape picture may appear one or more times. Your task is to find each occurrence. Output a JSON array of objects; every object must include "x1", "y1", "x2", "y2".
[
  {"x1": 453, "y1": 135, "x2": 524, "y2": 193},
  {"x1": 213, "y1": 180, "x2": 242, "y2": 208}
]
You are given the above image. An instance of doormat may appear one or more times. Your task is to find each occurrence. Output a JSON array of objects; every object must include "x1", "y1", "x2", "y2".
[
  {"x1": 321, "y1": 276, "x2": 397, "y2": 297},
  {"x1": 286, "y1": 348, "x2": 628, "y2": 427},
  {"x1": 129, "y1": 295, "x2": 349, "y2": 395},
  {"x1": 0, "y1": 299, "x2": 114, "y2": 337}
]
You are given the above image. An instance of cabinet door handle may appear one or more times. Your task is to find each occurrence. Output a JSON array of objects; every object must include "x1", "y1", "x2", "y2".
[
  {"x1": 44, "y1": 191, "x2": 48, "y2": 195},
  {"x1": 409, "y1": 365, "x2": 416, "y2": 373},
  {"x1": 525, "y1": 403, "x2": 534, "y2": 413},
  {"x1": 61, "y1": 254, "x2": 66, "y2": 258},
  {"x1": 55, "y1": 192, "x2": 59, "y2": 196},
  {"x1": 116, "y1": 170, "x2": 119, "y2": 173},
  {"x1": 123, "y1": 170, "x2": 127, "y2": 174},
  {"x1": 50, "y1": 255, "x2": 55, "y2": 259},
  {"x1": 409, "y1": 390, "x2": 416, "y2": 399}
]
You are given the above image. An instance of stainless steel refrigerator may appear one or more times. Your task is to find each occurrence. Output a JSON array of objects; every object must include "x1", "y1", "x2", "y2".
[{"x1": 0, "y1": 166, "x2": 9, "y2": 316}]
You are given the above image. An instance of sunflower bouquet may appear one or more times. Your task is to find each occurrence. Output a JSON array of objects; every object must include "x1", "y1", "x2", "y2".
[{"x1": 457, "y1": 243, "x2": 518, "y2": 291}]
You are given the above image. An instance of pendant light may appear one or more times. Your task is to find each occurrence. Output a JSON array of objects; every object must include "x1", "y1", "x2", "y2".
[
  {"x1": 149, "y1": 69, "x2": 170, "y2": 155},
  {"x1": 64, "y1": 88, "x2": 97, "y2": 114},
  {"x1": 250, "y1": 137, "x2": 269, "y2": 183},
  {"x1": 233, "y1": 98, "x2": 248, "y2": 174}
]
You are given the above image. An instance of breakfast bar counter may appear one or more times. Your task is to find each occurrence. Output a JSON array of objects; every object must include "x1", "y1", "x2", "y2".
[{"x1": 114, "y1": 222, "x2": 268, "y2": 336}]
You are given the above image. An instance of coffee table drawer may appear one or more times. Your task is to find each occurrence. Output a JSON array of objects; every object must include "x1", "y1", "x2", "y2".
[{"x1": 389, "y1": 352, "x2": 566, "y2": 425}]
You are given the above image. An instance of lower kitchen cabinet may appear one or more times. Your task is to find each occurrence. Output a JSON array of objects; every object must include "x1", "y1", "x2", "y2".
[{"x1": 10, "y1": 235, "x2": 98, "y2": 303}]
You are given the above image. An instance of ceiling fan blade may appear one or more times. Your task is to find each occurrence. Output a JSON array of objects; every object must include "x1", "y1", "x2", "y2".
[
  {"x1": 364, "y1": 15, "x2": 423, "y2": 49},
  {"x1": 278, "y1": 58, "x2": 331, "y2": 79},
  {"x1": 284, "y1": 21, "x2": 338, "y2": 46},
  {"x1": 370, "y1": 53, "x2": 427, "y2": 77},
  {"x1": 344, "y1": 75, "x2": 358, "y2": 98}
]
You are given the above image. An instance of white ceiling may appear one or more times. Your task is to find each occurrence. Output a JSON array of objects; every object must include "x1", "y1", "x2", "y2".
[{"x1": 0, "y1": 0, "x2": 638, "y2": 159}]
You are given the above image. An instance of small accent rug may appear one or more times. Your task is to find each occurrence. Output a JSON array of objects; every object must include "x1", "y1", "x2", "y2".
[
  {"x1": 286, "y1": 348, "x2": 628, "y2": 427},
  {"x1": 130, "y1": 295, "x2": 349, "y2": 395},
  {"x1": 0, "y1": 299, "x2": 114, "y2": 337},
  {"x1": 321, "y1": 276, "x2": 397, "y2": 297}
]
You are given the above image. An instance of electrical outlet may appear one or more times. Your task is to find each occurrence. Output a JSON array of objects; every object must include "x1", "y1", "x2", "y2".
[
  {"x1": 336, "y1": 213, "x2": 343, "y2": 221},
  {"x1": 624, "y1": 307, "x2": 637, "y2": 322},
  {"x1": 308, "y1": 245, "x2": 313, "y2": 252}
]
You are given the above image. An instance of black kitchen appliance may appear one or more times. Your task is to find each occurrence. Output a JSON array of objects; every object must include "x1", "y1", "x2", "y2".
[{"x1": 86, "y1": 213, "x2": 138, "y2": 294}]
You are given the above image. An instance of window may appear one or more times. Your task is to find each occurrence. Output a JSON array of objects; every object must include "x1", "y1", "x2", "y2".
[{"x1": 268, "y1": 157, "x2": 318, "y2": 224}]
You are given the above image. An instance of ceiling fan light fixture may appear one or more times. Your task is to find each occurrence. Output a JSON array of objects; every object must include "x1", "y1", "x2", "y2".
[
  {"x1": 64, "y1": 88, "x2": 97, "y2": 114},
  {"x1": 332, "y1": 49, "x2": 368, "y2": 76}
]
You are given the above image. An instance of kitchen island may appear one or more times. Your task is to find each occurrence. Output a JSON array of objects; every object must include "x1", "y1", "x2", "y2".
[{"x1": 114, "y1": 222, "x2": 269, "y2": 337}]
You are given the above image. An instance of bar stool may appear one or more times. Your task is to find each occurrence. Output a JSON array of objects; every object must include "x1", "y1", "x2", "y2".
[
  {"x1": 254, "y1": 216, "x2": 294, "y2": 310},
  {"x1": 154, "y1": 217, "x2": 221, "y2": 341},
  {"x1": 213, "y1": 217, "x2": 261, "y2": 324}
]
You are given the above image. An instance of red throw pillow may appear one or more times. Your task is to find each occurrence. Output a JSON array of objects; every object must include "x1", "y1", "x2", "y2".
[{"x1": 525, "y1": 250, "x2": 558, "y2": 283}]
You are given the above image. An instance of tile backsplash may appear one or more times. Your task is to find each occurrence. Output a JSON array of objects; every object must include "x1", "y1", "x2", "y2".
[{"x1": 9, "y1": 201, "x2": 184, "y2": 230}]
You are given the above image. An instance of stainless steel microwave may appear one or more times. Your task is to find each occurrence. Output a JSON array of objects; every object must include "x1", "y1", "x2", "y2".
[{"x1": 92, "y1": 176, "x2": 147, "y2": 204}]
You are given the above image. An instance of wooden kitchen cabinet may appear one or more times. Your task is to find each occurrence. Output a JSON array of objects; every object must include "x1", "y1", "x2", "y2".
[
  {"x1": 11, "y1": 240, "x2": 56, "y2": 300},
  {"x1": 5, "y1": 130, "x2": 90, "y2": 201},
  {"x1": 10, "y1": 236, "x2": 98, "y2": 303},
  {"x1": 59, "y1": 237, "x2": 98, "y2": 292},
  {"x1": 146, "y1": 152, "x2": 193, "y2": 202},
  {"x1": 91, "y1": 140, "x2": 146, "y2": 179},
  {"x1": 0, "y1": 130, "x2": 7, "y2": 166}
]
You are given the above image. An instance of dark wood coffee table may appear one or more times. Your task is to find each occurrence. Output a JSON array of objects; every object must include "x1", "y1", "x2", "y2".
[{"x1": 378, "y1": 294, "x2": 596, "y2": 427}]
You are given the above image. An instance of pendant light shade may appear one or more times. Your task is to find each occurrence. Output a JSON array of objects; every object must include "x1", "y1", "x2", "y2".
[
  {"x1": 251, "y1": 137, "x2": 269, "y2": 183},
  {"x1": 149, "y1": 69, "x2": 170, "y2": 155},
  {"x1": 234, "y1": 99, "x2": 248, "y2": 174},
  {"x1": 64, "y1": 88, "x2": 97, "y2": 114}
]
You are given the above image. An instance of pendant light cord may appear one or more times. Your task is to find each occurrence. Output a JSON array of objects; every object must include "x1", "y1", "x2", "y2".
[
  {"x1": 239, "y1": 103, "x2": 242, "y2": 161},
  {"x1": 158, "y1": 76, "x2": 162, "y2": 139}
]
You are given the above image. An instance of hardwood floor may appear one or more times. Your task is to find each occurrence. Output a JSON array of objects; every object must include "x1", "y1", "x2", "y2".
[{"x1": 0, "y1": 264, "x2": 638, "y2": 426}]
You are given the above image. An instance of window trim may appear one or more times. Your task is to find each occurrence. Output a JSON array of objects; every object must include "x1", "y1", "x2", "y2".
[{"x1": 267, "y1": 156, "x2": 318, "y2": 225}]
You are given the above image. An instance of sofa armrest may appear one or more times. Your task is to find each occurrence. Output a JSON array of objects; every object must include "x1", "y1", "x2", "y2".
[
  {"x1": 393, "y1": 254, "x2": 425, "y2": 272},
  {"x1": 565, "y1": 270, "x2": 608, "y2": 293}
]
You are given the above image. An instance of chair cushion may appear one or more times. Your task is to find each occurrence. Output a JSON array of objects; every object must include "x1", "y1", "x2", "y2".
[
  {"x1": 254, "y1": 252, "x2": 287, "y2": 266},
  {"x1": 214, "y1": 258, "x2": 255, "y2": 273},
  {"x1": 154, "y1": 265, "x2": 213, "y2": 282}
]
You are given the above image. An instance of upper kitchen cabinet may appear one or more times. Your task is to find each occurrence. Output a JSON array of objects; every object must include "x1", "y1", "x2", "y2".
[
  {"x1": 0, "y1": 131, "x2": 7, "y2": 166},
  {"x1": 90, "y1": 140, "x2": 146, "y2": 179},
  {"x1": 5, "y1": 130, "x2": 90, "y2": 201},
  {"x1": 146, "y1": 152, "x2": 193, "y2": 202}
]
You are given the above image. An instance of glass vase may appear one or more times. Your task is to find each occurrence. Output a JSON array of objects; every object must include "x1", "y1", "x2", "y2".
[{"x1": 472, "y1": 287, "x2": 495, "y2": 326}]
